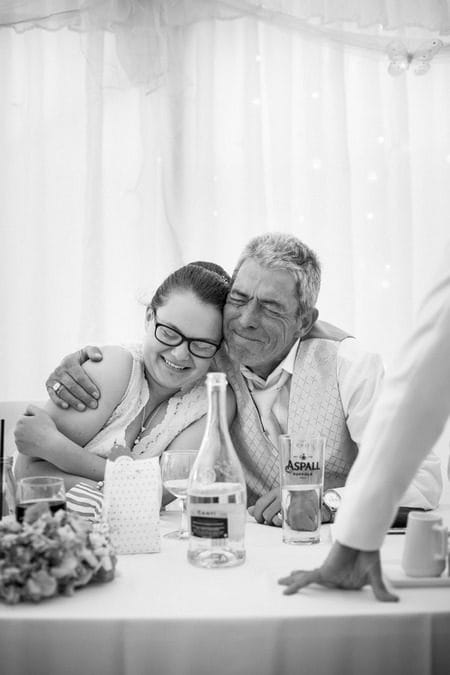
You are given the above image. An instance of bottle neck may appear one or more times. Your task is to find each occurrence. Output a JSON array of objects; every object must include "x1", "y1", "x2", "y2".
[
  {"x1": 191, "y1": 374, "x2": 246, "y2": 489},
  {"x1": 206, "y1": 382, "x2": 228, "y2": 432}
]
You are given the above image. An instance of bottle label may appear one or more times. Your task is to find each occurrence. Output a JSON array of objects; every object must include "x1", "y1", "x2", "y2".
[
  {"x1": 190, "y1": 515, "x2": 228, "y2": 539},
  {"x1": 188, "y1": 484, "x2": 246, "y2": 540},
  {"x1": 188, "y1": 500, "x2": 245, "y2": 540}
]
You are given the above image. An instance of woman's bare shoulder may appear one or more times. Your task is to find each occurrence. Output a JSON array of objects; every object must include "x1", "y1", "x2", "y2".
[
  {"x1": 45, "y1": 345, "x2": 134, "y2": 446},
  {"x1": 83, "y1": 345, "x2": 133, "y2": 400}
]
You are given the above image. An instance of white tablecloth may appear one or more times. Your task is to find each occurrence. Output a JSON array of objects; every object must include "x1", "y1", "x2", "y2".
[{"x1": 1, "y1": 507, "x2": 450, "y2": 675}]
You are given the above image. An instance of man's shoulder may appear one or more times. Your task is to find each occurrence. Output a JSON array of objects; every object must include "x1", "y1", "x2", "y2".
[
  {"x1": 303, "y1": 324, "x2": 383, "y2": 367},
  {"x1": 304, "y1": 320, "x2": 353, "y2": 342}
]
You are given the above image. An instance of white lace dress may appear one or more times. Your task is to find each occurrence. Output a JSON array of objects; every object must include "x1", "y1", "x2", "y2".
[
  {"x1": 66, "y1": 343, "x2": 208, "y2": 518},
  {"x1": 84, "y1": 343, "x2": 208, "y2": 458}
]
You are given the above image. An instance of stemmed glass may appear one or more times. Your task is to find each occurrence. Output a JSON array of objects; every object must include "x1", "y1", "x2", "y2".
[{"x1": 161, "y1": 451, "x2": 197, "y2": 539}]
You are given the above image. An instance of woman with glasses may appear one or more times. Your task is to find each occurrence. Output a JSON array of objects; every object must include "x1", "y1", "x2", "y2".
[{"x1": 14, "y1": 262, "x2": 234, "y2": 518}]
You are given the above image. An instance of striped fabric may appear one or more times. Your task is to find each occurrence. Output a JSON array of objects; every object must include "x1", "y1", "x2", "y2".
[{"x1": 66, "y1": 482, "x2": 104, "y2": 522}]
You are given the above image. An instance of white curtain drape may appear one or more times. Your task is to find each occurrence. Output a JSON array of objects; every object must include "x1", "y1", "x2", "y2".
[{"x1": 1, "y1": 0, "x2": 450, "y2": 401}]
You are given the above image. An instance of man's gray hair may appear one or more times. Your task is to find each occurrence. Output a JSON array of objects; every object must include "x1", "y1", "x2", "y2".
[{"x1": 232, "y1": 232, "x2": 321, "y2": 315}]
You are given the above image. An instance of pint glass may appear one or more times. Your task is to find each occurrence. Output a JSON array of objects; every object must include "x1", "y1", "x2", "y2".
[{"x1": 279, "y1": 435, "x2": 325, "y2": 544}]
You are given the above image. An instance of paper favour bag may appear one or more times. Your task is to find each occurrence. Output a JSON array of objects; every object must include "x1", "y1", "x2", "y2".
[{"x1": 103, "y1": 456, "x2": 161, "y2": 554}]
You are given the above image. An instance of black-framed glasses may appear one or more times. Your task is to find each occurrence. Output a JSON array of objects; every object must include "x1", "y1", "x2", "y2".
[{"x1": 154, "y1": 315, "x2": 221, "y2": 359}]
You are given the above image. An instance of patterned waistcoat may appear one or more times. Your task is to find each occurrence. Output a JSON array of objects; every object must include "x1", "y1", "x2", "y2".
[{"x1": 215, "y1": 321, "x2": 358, "y2": 506}]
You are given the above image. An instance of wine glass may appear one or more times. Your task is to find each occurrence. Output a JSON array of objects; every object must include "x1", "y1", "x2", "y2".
[
  {"x1": 161, "y1": 451, "x2": 196, "y2": 539},
  {"x1": 16, "y1": 476, "x2": 66, "y2": 523}
]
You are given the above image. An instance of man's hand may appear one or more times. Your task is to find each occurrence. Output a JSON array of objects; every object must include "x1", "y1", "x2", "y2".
[
  {"x1": 15, "y1": 405, "x2": 60, "y2": 461},
  {"x1": 249, "y1": 487, "x2": 282, "y2": 526},
  {"x1": 287, "y1": 489, "x2": 326, "y2": 530},
  {"x1": 45, "y1": 346, "x2": 103, "y2": 411},
  {"x1": 278, "y1": 541, "x2": 399, "y2": 602},
  {"x1": 249, "y1": 488, "x2": 332, "y2": 528}
]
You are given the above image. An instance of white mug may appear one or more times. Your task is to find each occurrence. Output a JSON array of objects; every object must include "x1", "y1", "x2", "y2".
[{"x1": 401, "y1": 512, "x2": 448, "y2": 577}]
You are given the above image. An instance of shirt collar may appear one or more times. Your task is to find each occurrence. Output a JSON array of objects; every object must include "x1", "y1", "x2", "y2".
[{"x1": 240, "y1": 338, "x2": 300, "y2": 390}]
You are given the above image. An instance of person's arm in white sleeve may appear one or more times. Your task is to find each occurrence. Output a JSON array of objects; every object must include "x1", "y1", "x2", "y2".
[
  {"x1": 337, "y1": 339, "x2": 443, "y2": 511},
  {"x1": 279, "y1": 243, "x2": 450, "y2": 602},
  {"x1": 335, "y1": 263, "x2": 450, "y2": 550}
]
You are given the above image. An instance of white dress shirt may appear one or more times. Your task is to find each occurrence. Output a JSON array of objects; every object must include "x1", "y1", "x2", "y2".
[
  {"x1": 334, "y1": 243, "x2": 450, "y2": 550},
  {"x1": 241, "y1": 333, "x2": 442, "y2": 509},
  {"x1": 241, "y1": 337, "x2": 385, "y2": 445}
]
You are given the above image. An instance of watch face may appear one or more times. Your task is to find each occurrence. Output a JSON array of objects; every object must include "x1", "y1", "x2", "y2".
[{"x1": 323, "y1": 490, "x2": 341, "y2": 511}]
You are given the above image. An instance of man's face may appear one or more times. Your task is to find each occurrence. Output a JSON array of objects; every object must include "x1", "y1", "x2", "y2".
[{"x1": 224, "y1": 259, "x2": 309, "y2": 378}]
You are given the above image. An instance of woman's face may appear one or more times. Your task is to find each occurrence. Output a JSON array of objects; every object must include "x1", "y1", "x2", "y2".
[{"x1": 143, "y1": 290, "x2": 223, "y2": 393}]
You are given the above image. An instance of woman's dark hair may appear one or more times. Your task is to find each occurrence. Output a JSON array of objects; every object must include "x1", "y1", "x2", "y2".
[{"x1": 150, "y1": 261, "x2": 231, "y2": 313}]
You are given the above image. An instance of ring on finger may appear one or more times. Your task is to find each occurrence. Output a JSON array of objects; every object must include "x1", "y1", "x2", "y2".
[
  {"x1": 272, "y1": 511, "x2": 283, "y2": 525},
  {"x1": 52, "y1": 382, "x2": 63, "y2": 395}
]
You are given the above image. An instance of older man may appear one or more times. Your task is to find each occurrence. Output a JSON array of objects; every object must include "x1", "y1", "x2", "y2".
[
  {"x1": 214, "y1": 233, "x2": 440, "y2": 522},
  {"x1": 43, "y1": 233, "x2": 442, "y2": 524}
]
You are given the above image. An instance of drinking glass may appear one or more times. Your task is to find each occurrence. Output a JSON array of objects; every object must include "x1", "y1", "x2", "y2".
[
  {"x1": 279, "y1": 435, "x2": 326, "y2": 544},
  {"x1": 1, "y1": 457, "x2": 16, "y2": 519},
  {"x1": 16, "y1": 476, "x2": 66, "y2": 523},
  {"x1": 161, "y1": 451, "x2": 196, "y2": 539}
]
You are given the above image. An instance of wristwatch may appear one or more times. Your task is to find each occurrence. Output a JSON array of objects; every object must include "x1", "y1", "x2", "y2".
[{"x1": 322, "y1": 488, "x2": 342, "y2": 523}]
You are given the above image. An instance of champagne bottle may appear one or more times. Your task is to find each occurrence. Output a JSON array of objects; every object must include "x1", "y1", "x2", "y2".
[{"x1": 187, "y1": 372, "x2": 246, "y2": 568}]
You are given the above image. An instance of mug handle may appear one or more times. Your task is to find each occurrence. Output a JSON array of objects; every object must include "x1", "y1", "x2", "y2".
[{"x1": 432, "y1": 524, "x2": 448, "y2": 561}]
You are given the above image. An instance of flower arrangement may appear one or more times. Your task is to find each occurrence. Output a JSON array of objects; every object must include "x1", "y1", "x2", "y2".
[{"x1": 0, "y1": 503, "x2": 116, "y2": 604}]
